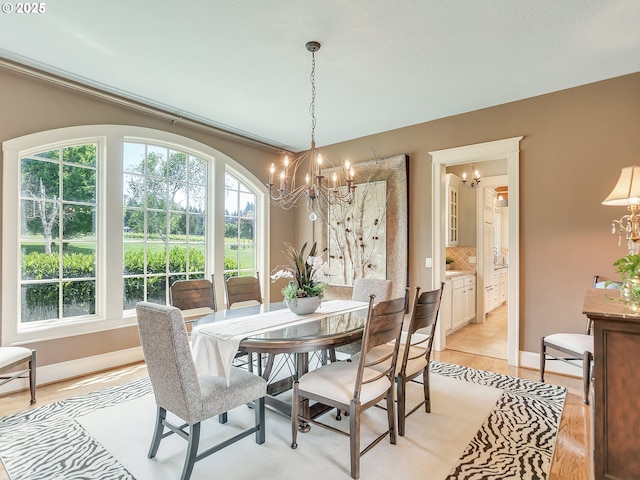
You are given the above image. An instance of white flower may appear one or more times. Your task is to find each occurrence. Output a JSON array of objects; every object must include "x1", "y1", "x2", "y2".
[{"x1": 270, "y1": 269, "x2": 294, "y2": 282}]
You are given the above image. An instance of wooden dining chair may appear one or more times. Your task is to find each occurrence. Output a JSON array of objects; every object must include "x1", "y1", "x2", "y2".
[
  {"x1": 540, "y1": 274, "x2": 620, "y2": 405},
  {"x1": 291, "y1": 295, "x2": 406, "y2": 480},
  {"x1": 354, "y1": 284, "x2": 444, "y2": 436},
  {"x1": 136, "y1": 302, "x2": 267, "y2": 480},
  {"x1": 170, "y1": 275, "x2": 217, "y2": 334},
  {"x1": 225, "y1": 272, "x2": 262, "y2": 309},
  {"x1": 0, "y1": 347, "x2": 36, "y2": 405}
]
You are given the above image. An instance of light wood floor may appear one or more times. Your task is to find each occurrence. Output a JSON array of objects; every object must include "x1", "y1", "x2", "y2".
[
  {"x1": 447, "y1": 303, "x2": 509, "y2": 359},
  {"x1": 0, "y1": 345, "x2": 590, "y2": 479}
]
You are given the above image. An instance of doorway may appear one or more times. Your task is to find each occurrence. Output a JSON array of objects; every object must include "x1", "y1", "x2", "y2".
[{"x1": 430, "y1": 137, "x2": 522, "y2": 366}]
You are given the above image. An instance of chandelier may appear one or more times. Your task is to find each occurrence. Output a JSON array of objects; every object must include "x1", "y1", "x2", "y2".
[
  {"x1": 267, "y1": 41, "x2": 355, "y2": 221},
  {"x1": 461, "y1": 163, "x2": 481, "y2": 189}
]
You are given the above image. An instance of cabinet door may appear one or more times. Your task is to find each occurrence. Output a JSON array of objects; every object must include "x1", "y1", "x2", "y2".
[
  {"x1": 452, "y1": 287, "x2": 465, "y2": 328},
  {"x1": 447, "y1": 184, "x2": 459, "y2": 246},
  {"x1": 439, "y1": 280, "x2": 453, "y2": 333},
  {"x1": 464, "y1": 285, "x2": 476, "y2": 321}
]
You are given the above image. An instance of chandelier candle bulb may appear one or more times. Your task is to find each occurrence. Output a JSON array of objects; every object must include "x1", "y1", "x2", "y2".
[{"x1": 269, "y1": 163, "x2": 275, "y2": 185}]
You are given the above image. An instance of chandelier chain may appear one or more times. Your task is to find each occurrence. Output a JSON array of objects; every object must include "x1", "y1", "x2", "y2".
[{"x1": 310, "y1": 50, "x2": 316, "y2": 148}]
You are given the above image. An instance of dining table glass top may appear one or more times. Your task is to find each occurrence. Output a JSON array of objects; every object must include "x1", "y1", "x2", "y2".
[{"x1": 193, "y1": 301, "x2": 368, "y2": 349}]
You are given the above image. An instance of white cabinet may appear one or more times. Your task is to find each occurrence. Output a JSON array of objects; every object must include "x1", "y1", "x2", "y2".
[
  {"x1": 439, "y1": 280, "x2": 453, "y2": 333},
  {"x1": 445, "y1": 174, "x2": 460, "y2": 246},
  {"x1": 486, "y1": 268, "x2": 508, "y2": 313},
  {"x1": 451, "y1": 274, "x2": 476, "y2": 330}
]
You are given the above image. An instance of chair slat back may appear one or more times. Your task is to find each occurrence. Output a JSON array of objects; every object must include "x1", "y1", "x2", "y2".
[
  {"x1": 170, "y1": 275, "x2": 217, "y2": 311},
  {"x1": 355, "y1": 295, "x2": 406, "y2": 397},
  {"x1": 136, "y1": 302, "x2": 201, "y2": 423},
  {"x1": 225, "y1": 272, "x2": 262, "y2": 308},
  {"x1": 402, "y1": 283, "x2": 445, "y2": 366}
]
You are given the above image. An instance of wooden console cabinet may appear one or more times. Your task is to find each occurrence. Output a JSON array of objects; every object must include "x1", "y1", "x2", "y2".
[{"x1": 583, "y1": 289, "x2": 640, "y2": 480}]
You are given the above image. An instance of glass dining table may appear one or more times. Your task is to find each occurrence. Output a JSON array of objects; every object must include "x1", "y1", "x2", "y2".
[{"x1": 193, "y1": 300, "x2": 369, "y2": 426}]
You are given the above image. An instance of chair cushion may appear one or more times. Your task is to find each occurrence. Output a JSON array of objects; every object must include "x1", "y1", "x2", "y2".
[
  {"x1": 0, "y1": 347, "x2": 32, "y2": 370},
  {"x1": 544, "y1": 333, "x2": 593, "y2": 354},
  {"x1": 298, "y1": 361, "x2": 391, "y2": 405},
  {"x1": 198, "y1": 367, "x2": 267, "y2": 422}
]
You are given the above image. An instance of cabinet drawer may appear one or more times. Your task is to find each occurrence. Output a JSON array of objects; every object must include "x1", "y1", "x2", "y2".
[
  {"x1": 464, "y1": 276, "x2": 476, "y2": 287},
  {"x1": 452, "y1": 277, "x2": 465, "y2": 289}
]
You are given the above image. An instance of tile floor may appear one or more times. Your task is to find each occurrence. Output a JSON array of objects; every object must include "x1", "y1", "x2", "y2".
[{"x1": 445, "y1": 303, "x2": 508, "y2": 359}]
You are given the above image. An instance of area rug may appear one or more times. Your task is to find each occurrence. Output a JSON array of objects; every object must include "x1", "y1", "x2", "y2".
[{"x1": 0, "y1": 362, "x2": 566, "y2": 479}]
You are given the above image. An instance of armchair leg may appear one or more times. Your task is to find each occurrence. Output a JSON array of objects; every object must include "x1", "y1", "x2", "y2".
[
  {"x1": 28, "y1": 349, "x2": 36, "y2": 405},
  {"x1": 583, "y1": 351, "x2": 592, "y2": 405},
  {"x1": 349, "y1": 401, "x2": 361, "y2": 480},
  {"x1": 540, "y1": 338, "x2": 547, "y2": 382},
  {"x1": 396, "y1": 376, "x2": 406, "y2": 437},
  {"x1": 291, "y1": 382, "x2": 299, "y2": 449},
  {"x1": 181, "y1": 422, "x2": 200, "y2": 480},
  {"x1": 148, "y1": 407, "x2": 166, "y2": 458},
  {"x1": 423, "y1": 367, "x2": 431, "y2": 413},
  {"x1": 255, "y1": 396, "x2": 265, "y2": 444}
]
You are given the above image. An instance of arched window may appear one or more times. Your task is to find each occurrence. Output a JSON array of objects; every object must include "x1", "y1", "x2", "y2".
[{"x1": 2, "y1": 125, "x2": 267, "y2": 345}]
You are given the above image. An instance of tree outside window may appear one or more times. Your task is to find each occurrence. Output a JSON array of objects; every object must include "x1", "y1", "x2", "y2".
[
  {"x1": 20, "y1": 144, "x2": 97, "y2": 323},
  {"x1": 122, "y1": 143, "x2": 207, "y2": 309},
  {"x1": 224, "y1": 173, "x2": 256, "y2": 278}
]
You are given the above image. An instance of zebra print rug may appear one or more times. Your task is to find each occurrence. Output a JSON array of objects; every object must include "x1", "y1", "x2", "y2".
[{"x1": 0, "y1": 362, "x2": 565, "y2": 479}]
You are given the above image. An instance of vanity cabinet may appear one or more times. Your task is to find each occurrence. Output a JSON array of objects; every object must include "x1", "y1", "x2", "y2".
[{"x1": 445, "y1": 174, "x2": 460, "y2": 247}]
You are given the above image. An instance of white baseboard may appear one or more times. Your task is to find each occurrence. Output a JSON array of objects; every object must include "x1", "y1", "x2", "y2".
[
  {"x1": 0, "y1": 347, "x2": 144, "y2": 397},
  {"x1": 519, "y1": 350, "x2": 582, "y2": 378}
]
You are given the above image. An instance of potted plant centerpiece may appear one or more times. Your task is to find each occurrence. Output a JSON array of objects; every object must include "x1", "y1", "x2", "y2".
[
  {"x1": 613, "y1": 253, "x2": 640, "y2": 311},
  {"x1": 446, "y1": 256, "x2": 455, "y2": 271},
  {"x1": 271, "y1": 242, "x2": 330, "y2": 315}
]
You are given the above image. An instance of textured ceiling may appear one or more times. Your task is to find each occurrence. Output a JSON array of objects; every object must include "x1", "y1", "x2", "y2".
[{"x1": 1, "y1": 0, "x2": 639, "y2": 152}]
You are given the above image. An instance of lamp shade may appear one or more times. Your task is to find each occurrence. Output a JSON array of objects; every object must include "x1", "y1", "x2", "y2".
[{"x1": 602, "y1": 165, "x2": 640, "y2": 206}]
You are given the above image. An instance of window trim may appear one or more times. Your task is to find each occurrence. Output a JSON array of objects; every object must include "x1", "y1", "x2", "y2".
[{"x1": 2, "y1": 125, "x2": 269, "y2": 346}]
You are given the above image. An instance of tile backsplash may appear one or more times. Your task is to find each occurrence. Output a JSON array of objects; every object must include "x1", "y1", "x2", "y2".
[{"x1": 446, "y1": 246, "x2": 477, "y2": 271}]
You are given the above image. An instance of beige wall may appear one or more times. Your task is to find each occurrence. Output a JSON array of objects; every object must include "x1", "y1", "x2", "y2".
[
  {"x1": 297, "y1": 72, "x2": 640, "y2": 354},
  {"x1": 2, "y1": 64, "x2": 639, "y2": 372}
]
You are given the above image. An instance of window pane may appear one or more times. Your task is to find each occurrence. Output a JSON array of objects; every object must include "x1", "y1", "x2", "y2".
[
  {"x1": 21, "y1": 283, "x2": 59, "y2": 322},
  {"x1": 123, "y1": 208, "x2": 144, "y2": 236},
  {"x1": 63, "y1": 247, "x2": 96, "y2": 278},
  {"x1": 188, "y1": 245, "x2": 205, "y2": 273},
  {"x1": 238, "y1": 244, "x2": 256, "y2": 270},
  {"x1": 147, "y1": 147, "x2": 167, "y2": 177},
  {"x1": 147, "y1": 276, "x2": 167, "y2": 304},
  {"x1": 21, "y1": 199, "x2": 60, "y2": 240},
  {"x1": 21, "y1": 250, "x2": 58, "y2": 280},
  {"x1": 63, "y1": 280, "x2": 95, "y2": 317},
  {"x1": 225, "y1": 190, "x2": 238, "y2": 216},
  {"x1": 123, "y1": 143, "x2": 145, "y2": 173},
  {"x1": 189, "y1": 184, "x2": 206, "y2": 212},
  {"x1": 190, "y1": 156, "x2": 206, "y2": 184},
  {"x1": 169, "y1": 180, "x2": 188, "y2": 211},
  {"x1": 63, "y1": 205, "x2": 95, "y2": 241},
  {"x1": 169, "y1": 213, "x2": 186, "y2": 242},
  {"x1": 123, "y1": 277, "x2": 144, "y2": 310},
  {"x1": 62, "y1": 144, "x2": 96, "y2": 166},
  {"x1": 147, "y1": 211, "x2": 167, "y2": 240},
  {"x1": 146, "y1": 245, "x2": 167, "y2": 273},
  {"x1": 21, "y1": 158, "x2": 59, "y2": 200},
  {"x1": 147, "y1": 179, "x2": 168, "y2": 209},
  {"x1": 189, "y1": 214, "x2": 205, "y2": 238},
  {"x1": 63, "y1": 165, "x2": 96, "y2": 203},
  {"x1": 225, "y1": 173, "x2": 238, "y2": 190},
  {"x1": 239, "y1": 192, "x2": 255, "y2": 218},
  {"x1": 123, "y1": 173, "x2": 145, "y2": 208},
  {"x1": 168, "y1": 245, "x2": 187, "y2": 272},
  {"x1": 34, "y1": 149, "x2": 59, "y2": 160},
  {"x1": 124, "y1": 243, "x2": 145, "y2": 274}
]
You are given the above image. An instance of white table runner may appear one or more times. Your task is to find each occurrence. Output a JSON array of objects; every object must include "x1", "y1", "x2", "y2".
[{"x1": 191, "y1": 299, "x2": 368, "y2": 384}]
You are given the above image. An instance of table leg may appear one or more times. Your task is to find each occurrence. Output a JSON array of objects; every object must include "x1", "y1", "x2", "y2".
[{"x1": 295, "y1": 352, "x2": 311, "y2": 433}]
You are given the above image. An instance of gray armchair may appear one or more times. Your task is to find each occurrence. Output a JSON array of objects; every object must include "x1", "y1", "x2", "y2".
[{"x1": 136, "y1": 302, "x2": 266, "y2": 480}]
